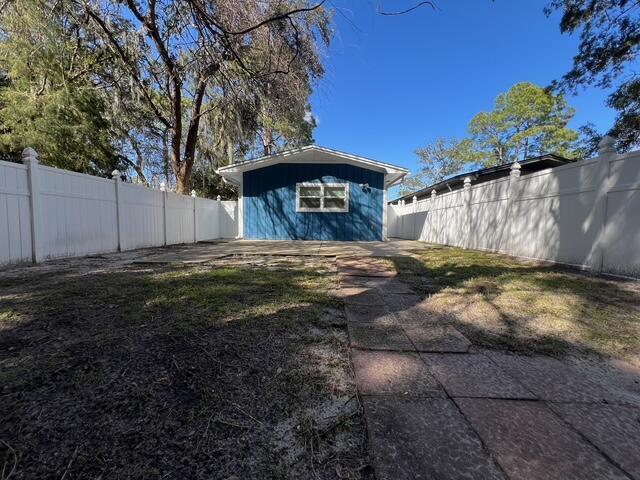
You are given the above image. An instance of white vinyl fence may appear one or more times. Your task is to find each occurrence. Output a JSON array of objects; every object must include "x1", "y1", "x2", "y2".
[
  {"x1": 0, "y1": 148, "x2": 237, "y2": 265},
  {"x1": 388, "y1": 137, "x2": 640, "y2": 277}
]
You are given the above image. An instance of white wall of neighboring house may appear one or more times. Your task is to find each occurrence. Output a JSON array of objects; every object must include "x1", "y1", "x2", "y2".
[
  {"x1": 388, "y1": 137, "x2": 640, "y2": 277},
  {"x1": 0, "y1": 148, "x2": 238, "y2": 265}
]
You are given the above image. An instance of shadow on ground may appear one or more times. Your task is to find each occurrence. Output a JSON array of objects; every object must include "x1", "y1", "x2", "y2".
[
  {"x1": 339, "y1": 247, "x2": 640, "y2": 480},
  {"x1": 0, "y1": 258, "x2": 370, "y2": 479},
  {"x1": 385, "y1": 246, "x2": 640, "y2": 362},
  {"x1": 338, "y1": 245, "x2": 639, "y2": 362}
]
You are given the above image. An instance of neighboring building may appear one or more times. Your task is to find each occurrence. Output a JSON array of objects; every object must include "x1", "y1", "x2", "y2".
[
  {"x1": 391, "y1": 154, "x2": 575, "y2": 204},
  {"x1": 216, "y1": 146, "x2": 407, "y2": 241}
]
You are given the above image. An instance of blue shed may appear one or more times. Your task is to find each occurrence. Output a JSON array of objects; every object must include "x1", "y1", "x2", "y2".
[{"x1": 217, "y1": 146, "x2": 407, "y2": 241}]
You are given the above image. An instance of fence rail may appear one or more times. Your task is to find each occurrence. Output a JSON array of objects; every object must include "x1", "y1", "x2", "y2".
[
  {"x1": 0, "y1": 148, "x2": 238, "y2": 265},
  {"x1": 388, "y1": 137, "x2": 640, "y2": 277}
]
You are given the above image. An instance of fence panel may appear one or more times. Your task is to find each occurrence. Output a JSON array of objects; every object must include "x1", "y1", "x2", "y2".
[
  {"x1": 511, "y1": 163, "x2": 598, "y2": 267},
  {"x1": 602, "y1": 153, "x2": 640, "y2": 276},
  {"x1": 1, "y1": 152, "x2": 239, "y2": 266},
  {"x1": 196, "y1": 198, "x2": 220, "y2": 241},
  {"x1": 38, "y1": 166, "x2": 118, "y2": 259},
  {"x1": 0, "y1": 160, "x2": 32, "y2": 264},
  {"x1": 389, "y1": 144, "x2": 640, "y2": 277},
  {"x1": 219, "y1": 201, "x2": 238, "y2": 238},
  {"x1": 119, "y1": 183, "x2": 165, "y2": 250},
  {"x1": 165, "y1": 192, "x2": 195, "y2": 245}
]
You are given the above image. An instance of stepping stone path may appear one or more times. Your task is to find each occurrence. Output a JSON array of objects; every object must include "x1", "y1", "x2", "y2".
[{"x1": 337, "y1": 256, "x2": 640, "y2": 480}]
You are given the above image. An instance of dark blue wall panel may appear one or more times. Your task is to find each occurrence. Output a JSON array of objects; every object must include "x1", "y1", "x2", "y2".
[{"x1": 243, "y1": 163, "x2": 384, "y2": 240}]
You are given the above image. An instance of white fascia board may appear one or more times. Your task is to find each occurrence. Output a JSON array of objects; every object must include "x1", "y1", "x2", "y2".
[{"x1": 216, "y1": 145, "x2": 408, "y2": 187}]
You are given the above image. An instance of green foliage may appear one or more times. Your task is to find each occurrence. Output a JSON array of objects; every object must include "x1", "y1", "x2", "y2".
[
  {"x1": 74, "y1": 0, "x2": 331, "y2": 192},
  {"x1": 0, "y1": 85, "x2": 121, "y2": 175},
  {"x1": 546, "y1": 0, "x2": 640, "y2": 150},
  {"x1": 405, "y1": 137, "x2": 477, "y2": 194},
  {"x1": 190, "y1": 167, "x2": 238, "y2": 200},
  {"x1": 408, "y1": 83, "x2": 579, "y2": 194},
  {"x1": 244, "y1": 6, "x2": 331, "y2": 156},
  {"x1": 0, "y1": 0, "x2": 329, "y2": 187},
  {"x1": 0, "y1": 0, "x2": 124, "y2": 176},
  {"x1": 608, "y1": 78, "x2": 640, "y2": 149},
  {"x1": 574, "y1": 123, "x2": 603, "y2": 159},
  {"x1": 468, "y1": 82, "x2": 578, "y2": 166},
  {"x1": 398, "y1": 174, "x2": 427, "y2": 196}
]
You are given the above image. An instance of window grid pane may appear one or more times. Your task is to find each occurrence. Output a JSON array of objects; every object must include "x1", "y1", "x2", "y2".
[
  {"x1": 299, "y1": 186, "x2": 322, "y2": 197},
  {"x1": 300, "y1": 197, "x2": 321, "y2": 209},
  {"x1": 297, "y1": 183, "x2": 349, "y2": 212},
  {"x1": 323, "y1": 198, "x2": 346, "y2": 209},
  {"x1": 324, "y1": 186, "x2": 346, "y2": 198}
]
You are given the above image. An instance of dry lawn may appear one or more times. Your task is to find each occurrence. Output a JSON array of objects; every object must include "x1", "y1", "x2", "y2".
[
  {"x1": 0, "y1": 254, "x2": 369, "y2": 479},
  {"x1": 391, "y1": 246, "x2": 640, "y2": 364}
]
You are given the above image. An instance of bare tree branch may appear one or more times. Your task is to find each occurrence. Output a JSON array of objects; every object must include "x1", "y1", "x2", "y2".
[
  {"x1": 376, "y1": 1, "x2": 437, "y2": 16},
  {"x1": 79, "y1": 2, "x2": 171, "y2": 128},
  {"x1": 189, "y1": 0, "x2": 327, "y2": 36}
]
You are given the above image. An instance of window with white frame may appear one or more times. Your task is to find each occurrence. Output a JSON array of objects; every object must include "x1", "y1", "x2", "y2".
[{"x1": 296, "y1": 183, "x2": 349, "y2": 212}]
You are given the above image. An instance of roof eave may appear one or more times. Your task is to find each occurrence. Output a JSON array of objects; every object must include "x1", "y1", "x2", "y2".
[
  {"x1": 385, "y1": 172, "x2": 407, "y2": 188},
  {"x1": 218, "y1": 173, "x2": 241, "y2": 187},
  {"x1": 216, "y1": 146, "x2": 408, "y2": 186}
]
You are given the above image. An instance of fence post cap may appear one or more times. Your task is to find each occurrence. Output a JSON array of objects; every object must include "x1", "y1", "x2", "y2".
[
  {"x1": 22, "y1": 147, "x2": 39, "y2": 163},
  {"x1": 111, "y1": 169, "x2": 121, "y2": 180},
  {"x1": 216, "y1": 195, "x2": 221, "y2": 201},
  {"x1": 431, "y1": 189, "x2": 437, "y2": 197},
  {"x1": 160, "y1": 181, "x2": 166, "y2": 192},
  {"x1": 191, "y1": 189, "x2": 196, "y2": 198},
  {"x1": 510, "y1": 161, "x2": 521, "y2": 172},
  {"x1": 597, "y1": 135, "x2": 617, "y2": 155},
  {"x1": 412, "y1": 195, "x2": 417, "y2": 203},
  {"x1": 463, "y1": 176, "x2": 472, "y2": 187}
]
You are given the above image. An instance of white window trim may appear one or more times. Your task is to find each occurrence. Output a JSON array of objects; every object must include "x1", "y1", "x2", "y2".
[{"x1": 296, "y1": 182, "x2": 349, "y2": 213}]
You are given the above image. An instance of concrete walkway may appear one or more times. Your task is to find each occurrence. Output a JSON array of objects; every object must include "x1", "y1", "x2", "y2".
[{"x1": 337, "y1": 257, "x2": 640, "y2": 480}]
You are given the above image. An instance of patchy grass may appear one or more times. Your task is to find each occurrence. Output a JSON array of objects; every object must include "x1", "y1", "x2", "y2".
[
  {"x1": 0, "y1": 256, "x2": 370, "y2": 479},
  {"x1": 391, "y1": 246, "x2": 640, "y2": 363}
]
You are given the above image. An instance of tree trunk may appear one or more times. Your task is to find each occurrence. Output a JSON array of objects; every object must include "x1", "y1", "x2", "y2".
[
  {"x1": 162, "y1": 127, "x2": 170, "y2": 184},
  {"x1": 261, "y1": 81, "x2": 273, "y2": 156},
  {"x1": 174, "y1": 77, "x2": 207, "y2": 194},
  {"x1": 262, "y1": 126, "x2": 273, "y2": 156},
  {"x1": 175, "y1": 162, "x2": 190, "y2": 193},
  {"x1": 170, "y1": 133, "x2": 184, "y2": 192},
  {"x1": 129, "y1": 137, "x2": 148, "y2": 185},
  {"x1": 121, "y1": 132, "x2": 149, "y2": 185}
]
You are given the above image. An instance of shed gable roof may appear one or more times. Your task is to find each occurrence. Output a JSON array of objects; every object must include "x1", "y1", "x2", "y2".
[{"x1": 216, "y1": 145, "x2": 408, "y2": 187}]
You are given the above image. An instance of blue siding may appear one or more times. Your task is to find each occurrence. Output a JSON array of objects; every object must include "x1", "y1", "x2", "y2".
[{"x1": 244, "y1": 163, "x2": 384, "y2": 240}]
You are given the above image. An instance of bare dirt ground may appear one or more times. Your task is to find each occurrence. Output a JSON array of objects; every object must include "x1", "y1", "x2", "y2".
[{"x1": 0, "y1": 250, "x2": 371, "y2": 479}]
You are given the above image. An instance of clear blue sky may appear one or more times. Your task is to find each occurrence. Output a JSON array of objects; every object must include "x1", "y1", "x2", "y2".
[{"x1": 310, "y1": 0, "x2": 616, "y2": 177}]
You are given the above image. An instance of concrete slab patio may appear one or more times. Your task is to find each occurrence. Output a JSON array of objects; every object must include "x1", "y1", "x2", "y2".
[{"x1": 134, "y1": 239, "x2": 426, "y2": 263}]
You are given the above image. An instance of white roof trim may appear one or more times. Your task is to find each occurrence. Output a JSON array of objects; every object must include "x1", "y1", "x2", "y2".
[{"x1": 216, "y1": 145, "x2": 408, "y2": 187}]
